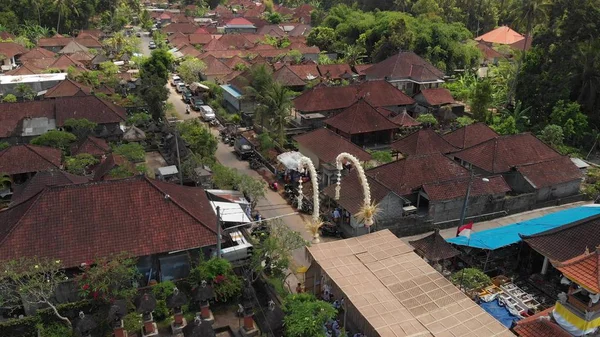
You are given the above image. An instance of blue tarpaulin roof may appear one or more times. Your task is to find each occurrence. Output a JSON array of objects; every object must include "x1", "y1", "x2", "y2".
[
  {"x1": 480, "y1": 299, "x2": 520, "y2": 328},
  {"x1": 446, "y1": 205, "x2": 600, "y2": 250}
]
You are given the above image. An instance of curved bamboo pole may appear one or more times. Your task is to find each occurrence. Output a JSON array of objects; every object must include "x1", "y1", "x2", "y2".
[
  {"x1": 297, "y1": 156, "x2": 322, "y2": 243},
  {"x1": 335, "y1": 152, "x2": 377, "y2": 227}
]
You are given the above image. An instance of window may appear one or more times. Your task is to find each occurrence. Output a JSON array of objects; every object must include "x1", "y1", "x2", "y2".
[{"x1": 159, "y1": 253, "x2": 190, "y2": 282}]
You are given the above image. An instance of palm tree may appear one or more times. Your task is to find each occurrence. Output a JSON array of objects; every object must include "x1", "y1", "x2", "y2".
[
  {"x1": 259, "y1": 82, "x2": 293, "y2": 145},
  {"x1": 54, "y1": 0, "x2": 79, "y2": 33},
  {"x1": 574, "y1": 38, "x2": 600, "y2": 113},
  {"x1": 507, "y1": 0, "x2": 551, "y2": 104},
  {"x1": 243, "y1": 65, "x2": 274, "y2": 129}
]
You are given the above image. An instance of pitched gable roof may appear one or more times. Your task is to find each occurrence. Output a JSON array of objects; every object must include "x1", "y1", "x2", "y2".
[
  {"x1": 93, "y1": 154, "x2": 133, "y2": 181},
  {"x1": 442, "y1": 123, "x2": 499, "y2": 149},
  {"x1": 293, "y1": 128, "x2": 372, "y2": 165},
  {"x1": 378, "y1": 108, "x2": 421, "y2": 127},
  {"x1": 74, "y1": 36, "x2": 102, "y2": 48},
  {"x1": 513, "y1": 309, "x2": 571, "y2": 337},
  {"x1": 391, "y1": 128, "x2": 458, "y2": 155},
  {"x1": 417, "y1": 88, "x2": 455, "y2": 106},
  {"x1": 71, "y1": 136, "x2": 110, "y2": 156},
  {"x1": 44, "y1": 79, "x2": 92, "y2": 98},
  {"x1": 188, "y1": 33, "x2": 214, "y2": 45},
  {"x1": 367, "y1": 153, "x2": 469, "y2": 196},
  {"x1": 0, "y1": 42, "x2": 28, "y2": 59},
  {"x1": 0, "y1": 145, "x2": 62, "y2": 175},
  {"x1": 324, "y1": 99, "x2": 398, "y2": 135},
  {"x1": 202, "y1": 37, "x2": 229, "y2": 51},
  {"x1": 218, "y1": 34, "x2": 254, "y2": 49},
  {"x1": 223, "y1": 55, "x2": 250, "y2": 69},
  {"x1": 452, "y1": 133, "x2": 562, "y2": 173},
  {"x1": 202, "y1": 55, "x2": 232, "y2": 76},
  {"x1": 293, "y1": 80, "x2": 415, "y2": 113},
  {"x1": 322, "y1": 170, "x2": 393, "y2": 214},
  {"x1": 318, "y1": 64, "x2": 354, "y2": 80},
  {"x1": 272, "y1": 65, "x2": 306, "y2": 87},
  {"x1": 517, "y1": 156, "x2": 583, "y2": 189},
  {"x1": 554, "y1": 250, "x2": 600, "y2": 293},
  {"x1": 364, "y1": 51, "x2": 444, "y2": 83},
  {"x1": 226, "y1": 17, "x2": 255, "y2": 27},
  {"x1": 0, "y1": 176, "x2": 217, "y2": 268},
  {"x1": 409, "y1": 230, "x2": 460, "y2": 262},
  {"x1": 288, "y1": 64, "x2": 319, "y2": 81},
  {"x1": 59, "y1": 40, "x2": 90, "y2": 54},
  {"x1": 10, "y1": 170, "x2": 89, "y2": 206},
  {"x1": 163, "y1": 23, "x2": 199, "y2": 34},
  {"x1": 422, "y1": 175, "x2": 510, "y2": 201},
  {"x1": 49, "y1": 54, "x2": 86, "y2": 71},
  {"x1": 475, "y1": 26, "x2": 524, "y2": 45},
  {"x1": 18, "y1": 47, "x2": 56, "y2": 61},
  {"x1": 5, "y1": 62, "x2": 44, "y2": 75},
  {"x1": 53, "y1": 96, "x2": 126, "y2": 126}
]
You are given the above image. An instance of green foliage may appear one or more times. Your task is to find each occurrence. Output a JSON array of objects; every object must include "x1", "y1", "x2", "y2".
[
  {"x1": 15, "y1": 83, "x2": 35, "y2": 101},
  {"x1": 178, "y1": 57, "x2": 207, "y2": 84},
  {"x1": 113, "y1": 143, "x2": 145, "y2": 162},
  {"x1": 307, "y1": 27, "x2": 336, "y2": 52},
  {"x1": 63, "y1": 118, "x2": 97, "y2": 139},
  {"x1": 140, "y1": 49, "x2": 172, "y2": 121},
  {"x1": 153, "y1": 299, "x2": 170, "y2": 322},
  {"x1": 490, "y1": 115, "x2": 519, "y2": 135},
  {"x1": 456, "y1": 116, "x2": 474, "y2": 126},
  {"x1": 2, "y1": 94, "x2": 16, "y2": 102},
  {"x1": 181, "y1": 153, "x2": 211, "y2": 184},
  {"x1": 257, "y1": 132, "x2": 275, "y2": 156},
  {"x1": 470, "y1": 79, "x2": 493, "y2": 122},
  {"x1": 266, "y1": 11, "x2": 284, "y2": 24},
  {"x1": 549, "y1": 100, "x2": 588, "y2": 144},
  {"x1": 189, "y1": 258, "x2": 242, "y2": 302},
  {"x1": 122, "y1": 312, "x2": 142, "y2": 334},
  {"x1": 500, "y1": 101, "x2": 531, "y2": 132},
  {"x1": 99, "y1": 61, "x2": 119, "y2": 76},
  {"x1": 152, "y1": 280, "x2": 177, "y2": 300},
  {"x1": 583, "y1": 168, "x2": 600, "y2": 199},
  {"x1": 65, "y1": 154, "x2": 99, "y2": 175},
  {"x1": 176, "y1": 119, "x2": 218, "y2": 159},
  {"x1": 31, "y1": 130, "x2": 76, "y2": 151},
  {"x1": 416, "y1": 113, "x2": 438, "y2": 126},
  {"x1": 126, "y1": 112, "x2": 152, "y2": 126},
  {"x1": 537, "y1": 124, "x2": 564, "y2": 149},
  {"x1": 238, "y1": 174, "x2": 267, "y2": 209},
  {"x1": 450, "y1": 268, "x2": 491, "y2": 291},
  {"x1": 108, "y1": 165, "x2": 136, "y2": 179},
  {"x1": 255, "y1": 82, "x2": 294, "y2": 144},
  {"x1": 233, "y1": 62, "x2": 249, "y2": 71},
  {"x1": 282, "y1": 293, "x2": 337, "y2": 337},
  {"x1": 369, "y1": 150, "x2": 393, "y2": 164},
  {"x1": 263, "y1": 35, "x2": 291, "y2": 49},
  {"x1": 75, "y1": 253, "x2": 140, "y2": 302},
  {"x1": 211, "y1": 163, "x2": 240, "y2": 190},
  {"x1": 37, "y1": 322, "x2": 72, "y2": 337},
  {"x1": 0, "y1": 141, "x2": 9, "y2": 150}
]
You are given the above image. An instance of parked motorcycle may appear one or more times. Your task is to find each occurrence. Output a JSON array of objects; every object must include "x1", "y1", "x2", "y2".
[
  {"x1": 320, "y1": 222, "x2": 343, "y2": 238},
  {"x1": 249, "y1": 159, "x2": 262, "y2": 170},
  {"x1": 269, "y1": 181, "x2": 279, "y2": 191}
]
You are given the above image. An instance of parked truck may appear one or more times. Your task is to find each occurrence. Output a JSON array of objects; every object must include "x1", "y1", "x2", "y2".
[{"x1": 234, "y1": 135, "x2": 254, "y2": 160}]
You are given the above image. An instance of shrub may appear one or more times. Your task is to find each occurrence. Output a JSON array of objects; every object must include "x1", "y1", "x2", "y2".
[
  {"x1": 450, "y1": 268, "x2": 491, "y2": 291},
  {"x1": 65, "y1": 153, "x2": 99, "y2": 175},
  {"x1": 113, "y1": 143, "x2": 145, "y2": 162},
  {"x1": 2, "y1": 94, "x2": 17, "y2": 103},
  {"x1": 282, "y1": 293, "x2": 336, "y2": 337},
  {"x1": 189, "y1": 258, "x2": 242, "y2": 302},
  {"x1": 31, "y1": 130, "x2": 77, "y2": 152},
  {"x1": 0, "y1": 141, "x2": 9, "y2": 150},
  {"x1": 416, "y1": 113, "x2": 438, "y2": 126},
  {"x1": 37, "y1": 323, "x2": 72, "y2": 337},
  {"x1": 122, "y1": 312, "x2": 142, "y2": 334}
]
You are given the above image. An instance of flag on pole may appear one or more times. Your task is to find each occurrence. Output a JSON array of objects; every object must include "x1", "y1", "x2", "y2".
[{"x1": 457, "y1": 222, "x2": 473, "y2": 238}]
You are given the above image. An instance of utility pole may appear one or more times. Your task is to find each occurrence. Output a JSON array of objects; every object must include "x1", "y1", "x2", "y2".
[
  {"x1": 456, "y1": 169, "x2": 475, "y2": 236},
  {"x1": 216, "y1": 206, "x2": 222, "y2": 258},
  {"x1": 174, "y1": 130, "x2": 183, "y2": 185}
]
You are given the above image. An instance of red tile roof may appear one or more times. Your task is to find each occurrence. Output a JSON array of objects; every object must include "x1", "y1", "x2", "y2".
[
  {"x1": 324, "y1": 99, "x2": 398, "y2": 135},
  {"x1": 10, "y1": 170, "x2": 89, "y2": 206},
  {"x1": 288, "y1": 64, "x2": 320, "y2": 81},
  {"x1": 318, "y1": 64, "x2": 354, "y2": 80},
  {"x1": 71, "y1": 136, "x2": 110, "y2": 157},
  {"x1": 74, "y1": 36, "x2": 102, "y2": 48},
  {"x1": 202, "y1": 55, "x2": 232, "y2": 76},
  {"x1": 189, "y1": 33, "x2": 214, "y2": 45},
  {"x1": 293, "y1": 128, "x2": 372, "y2": 165},
  {"x1": 272, "y1": 65, "x2": 306, "y2": 87},
  {"x1": 475, "y1": 26, "x2": 525, "y2": 45},
  {"x1": 409, "y1": 230, "x2": 460, "y2": 261},
  {"x1": 218, "y1": 34, "x2": 255, "y2": 49},
  {"x1": 517, "y1": 156, "x2": 583, "y2": 189},
  {"x1": 194, "y1": 27, "x2": 209, "y2": 34},
  {"x1": 294, "y1": 80, "x2": 415, "y2": 113},
  {"x1": 422, "y1": 175, "x2": 511, "y2": 201},
  {"x1": 353, "y1": 64, "x2": 372, "y2": 75},
  {"x1": 163, "y1": 23, "x2": 198, "y2": 34},
  {"x1": 93, "y1": 154, "x2": 133, "y2": 181},
  {"x1": 0, "y1": 176, "x2": 217, "y2": 268},
  {"x1": 226, "y1": 17, "x2": 255, "y2": 26},
  {"x1": 378, "y1": 108, "x2": 421, "y2": 127},
  {"x1": 0, "y1": 32, "x2": 14, "y2": 40},
  {"x1": 44, "y1": 79, "x2": 92, "y2": 98},
  {"x1": 0, "y1": 42, "x2": 28, "y2": 59},
  {"x1": 223, "y1": 55, "x2": 250, "y2": 69},
  {"x1": 554, "y1": 250, "x2": 600, "y2": 293},
  {"x1": 476, "y1": 41, "x2": 505, "y2": 61},
  {"x1": 367, "y1": 153, "x2": 470, "y2": 196},
  {"x1": 202, "y1": 38, "x2": 229, "y2": 51},
  {"x1": 49, "y1": 54, "x2": 86, "y2": 71},
  {"x1": 199, "y1": 50, "x2": 245, "y2": 59},
  {"x1": 0, "y1": 145, "x2": 62, "y2": 175},
  {"x1": 77, "y1": 29, "x2": 103, "y2": 39},
  {"x1": 417, "y1": 88, "x2": 455, "y2": 106},
  {"x1": 38, "y1": 36, "x2": 72, "y2": 47},
  {"x1": 452, "y1": 133, "x2": 562, "y2": 173},
  {"x1": 442, "y1": 123, "x2": 499, "y2": 149},
  {"x1": 18, "y1": 47, "x2": 56, "y2": 61},
  {"x1": 323, "y1": 169, "x2": 392, "y2": 214},
  {"x1": 364, "y1": 52, "x2": 444, "y2": 83},
  {"x1": 4, "y1": 62, "x2": 44, "y2": 75},
  {"x1": 391, "y1": 128, "x2": 457, "y2": 155},
  {"x1": 513, "y1": 309, "x2": 571, "y2": 337}
]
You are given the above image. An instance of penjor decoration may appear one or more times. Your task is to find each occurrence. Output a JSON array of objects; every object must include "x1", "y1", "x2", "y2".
[
  {"x1": 297, "y1": 156, "x2": 323, "y2": 243},
  {"x1": 334, "y1": 152, "x2": 379, "y2": 227}
]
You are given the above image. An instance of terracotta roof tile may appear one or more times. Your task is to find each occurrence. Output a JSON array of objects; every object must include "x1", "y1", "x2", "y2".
[
  {"x1": 223, "y1": 55, "x2": 250, "y2": 69},
  {"x1": 518, "y1": 156, "x2": 583, "y2": 189},
  {"x1": 364, "y1": 51, "x2": 444, "y2": 83},
  {"x1": 294, "y1": 80, "x2": 415, "y2": 113},
  {"x1": 417, "y1": 88, "x2": 455, "y2": 106},
  {"x1": 18, "y1": 47, "x2": 56, "y2": 61},
  {"x1": 10, "y1": 170, "x2": 89, "y2": 206},
  {"x1": 188, "y1": 34, "x2": 214, "y2": 45},
  {"x1": 522, "y1": 214, "x2": 600, "y2": 262},
  {"x1": 163, "y1": 23, "x2": 199, "y2": 34},
  {"x1": 71, "y1": 136, "x2": 110, "y2": 157},
  {"x1": 324, "y1": 99, "x2": 398, "y2": 135},
  {"x1": 0, "y1": 145, "x2": 61, "y2": 175},
  {"x1": 202, "y1": 55, "x2": 232, "y2": 76},
  {"x1": 0, "y1": 176, "x2": 217, "y2": 268},
  {"x1": 272, "y1": 65, "x2": 306, "y2": 87},
  {"x1": 475, "y1": 26, "x2": 524, "y2": 45},
  {"x1": 93, "y1": 154, "x2": 133, "y2": 181},
  {"x1": 323, "y1": 170, "x2": 391, "y2": 215},
  {"x1": 422, "y1": 175, "x2": 511, "y2": 201},
  {"x1": 353, "y1": 64, "x2": 372, "y2": 75},
  {"x1": 442, "y1": 123, "x2": 498, "y2": 149},
  {"x1": 318, "y1": 64, "x2": 354, "y2": 80},
  {"x1": 0, "y1": 42, "x2": 28, "y2": 59},
  {"x1": 367, "y1": 153, "x2": 469, "y2": 196},
  {"x1": 44, "y1": 79, "x2": 92, "y2": 98},
  {"x1": 452, "y1": 133, "x2": 561, "y2": 173},
  {"x1": 38, "y1": 36, "x2": 72, "y2": 47},
  {"x1": 202, "y1": 38, "x2": 229, "y2": 51},
  {"x1": 74, "y1": 36, "x2": 102, "y2": 48},
  {"x1": 218, "y1": 34, "x2": 255, "y2": 49},
  {"x1": 554, "y1": 250, "x2": 600, "y2": 293},
  {"x1": 288, "y1": 64, "x2": 320, "y2": 80},
  {"x1": 514, "y1": 311, "x2": 570, "y2": 337},
  {"x1": 226, "y1": 17, "x2": 255, "y2": 26},
  {"x1": 199, "y1": 50, "x2": 244, "y2": 59},
  {"x1": 477, "y1": 41, "x2": 506, "y2": 61},
  {"x1": 378, "y1": 108, "x2": 421, "y2": 127},
  {"x1": 293, "y1": 128, "x2": 372, "y2": 165},
  {"x1": 5, "y1": 62, "x2": 44, "y2": 75},
  {"x1": 409, "y1": 230, "x2": 460, "y2": 261},
  {"x1": 391, "y1": 128, "x2": 457, "y2": 155},
  {"x1": 59, "y1": 40, "x2": 90, "y2": 54}
]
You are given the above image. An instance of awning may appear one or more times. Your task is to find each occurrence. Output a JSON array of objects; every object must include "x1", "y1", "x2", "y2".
[
  {"x1": 210, "y1": 201, "x2": 251, "y2": 224},
  {"x1": 277, "y1": 151, "x2": 304, "y2": 170},
  {"x1": 446, "y1": 205, "x2": 600, "y2": 250}
]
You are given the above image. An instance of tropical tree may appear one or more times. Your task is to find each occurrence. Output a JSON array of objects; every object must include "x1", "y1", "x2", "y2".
[
  {"x1": 54, "y1": 0, "x2": 79, "y2": 33},
  {"x1": 176, "y1": 119, "x2": 218, "y2": 159},
  {"x1": 65, "y1": 153, "x2": 99, "y2": 175},
  {"x1": 416, "y1": 113, "x2": 438, "y2": 126},
  {"x1": 31, "y1": 130, "x2": 77, "y2": 152},
  {"x1": 538, "y1": 124, "x2": 564, "y2": 149},
  {"x1": 257, "y1": 82, "x2": 294, "y2": 144},
  {"x1": 63, "y1": 118, "x2": 97, "y2": 139},
  {"x1": 15, "y1": 83, "x2": 35, "y2": 101},
  {"x1": 178, "y1": 56, "x2": 206, "y2": 84},
  {"x1": 282, "y1": 293, "x2": 337, "y2": 337},
  {"x1": 470, "y1": 79, "x2": 493, "y2": 122},
  {"x1": 75, "y1": 253, "x2": 140, "y2": 302},
  {"x1": 238, "y1": 174, "x2": 267, "y2": 209},
  {"x1": 113, "y1": 143, "x2": 145, "y2": 162},
  {"x1": 500, "y1": 101, "x2": 531, "y2": 132}
]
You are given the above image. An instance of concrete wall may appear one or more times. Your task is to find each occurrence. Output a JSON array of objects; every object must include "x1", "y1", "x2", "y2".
[
  {"x1": 340, "y1": 192, "x2": 405, "y2": 237},
  {"x1": 428, "y1": 193, "x2": 506, "y2": 224},
  {"x1": 536, "y1": 180, "x2": 582, "y2": 202},
  {"x1": 503, "y1": 171, "x2": 536, "y2": 194},
  {"x1": 296, "y1": 143, "x2": 321, "y2": 168},
  {"x1": 0, "y1": 80, "x2": 63, "y2": 95}
]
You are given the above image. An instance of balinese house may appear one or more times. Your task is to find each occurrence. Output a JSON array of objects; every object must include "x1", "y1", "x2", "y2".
[
  {"x1": 293, "y1": 128, "x2": 372, "y2": 187},
  {"x1": 272, "y1": 64, "x2": 308, "y2": 91},
  {"x1": 70, "y1": 136, "x2": 110, "y2": 158},
  {"x1": 93, "y1": 154, "x2": 136, "y2": 181},
  {"x1": 200, "y1": 55, "x2": 233, "y2": 82},
  {"x1": 451, "y1": 133, "x2": 583, "y2": 202},
  {"x1": 293, "y1": 80, "x2": 415, "y2": 127},
  {"x1": 304, "y1": 230, "x2": 511, "y2": 337},
  {"x1": 0, "y1": 176, "x2": 218, "y2": 284},
  {"x1": 442, "y1": 123, "x2": 499, "y2": 150},
  {"x1": 0, "y1": 96, "x2": 125, "y2": 143},
  {"x1": 391, "y1": 128, "x2": 458, "y2": 157},
  {"x1": 413, "y1": 87, "x2": 463, "y2": 120},
  {"x1": 224, "y1": 18, "x2": 257, "y2": 33},
  {"x1": 317, "y1": 64, "x2": 355, "y2": 82},
  {"x1": 475, "y1": 26, "x2": 531, "y2": 51},
  {"x1": 408, "y1": 229, "x2": 460, "y2": 264},
  {"x1": 0, "y1": 42, "x2": 28, "y2": 71},
  {"x1": 377, "y1": 107, "x2": 421, "y2": 130},
  {"x1": 44, "y1": 78, "x2": 92, "y2": 98},
  {"x1": 0, "y1": 145, "x2": 62, "y2": 184},
  {"x1": 353, "y1": 64, "x2": 372, "y2": 80},
  {"x1": 364, "y1": 51, "x2": 445, "y2": 95},
  {"x1": 9, "y1": 170, "x2": 89, "y2": 206},
  {"x1": 38, "y1": 36, "x2": 102, "y2": 53},
  {"x1": 17, "y1": 47, "x2": 56, "y2": 63},
  {"x1": 324, "y1": 99, "x2": 398, "y2": 148}
]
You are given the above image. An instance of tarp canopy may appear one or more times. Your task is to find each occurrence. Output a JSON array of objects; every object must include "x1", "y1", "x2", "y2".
[
  {"x1": 210, "y1": 201, "x2": 251, "y2": 224},
  {"x1": 277, "y1": 151, "x2": 304, "y2": 170},
  {"x1": 447, "y1": 205, "x2": 600, "y2": 250}
]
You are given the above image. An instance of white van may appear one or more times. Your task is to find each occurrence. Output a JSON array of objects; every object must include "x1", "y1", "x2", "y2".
[
  {"x1": 200, "y1": 105, "x2": 216, "y2": 121},
  {"x1": 176, "y1": 82, "x2": 186, "y2": 93}
]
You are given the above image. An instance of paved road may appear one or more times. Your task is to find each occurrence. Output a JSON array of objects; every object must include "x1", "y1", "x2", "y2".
[{"x1": 139, "y1": 32, "x2": 152, "y2": 57}]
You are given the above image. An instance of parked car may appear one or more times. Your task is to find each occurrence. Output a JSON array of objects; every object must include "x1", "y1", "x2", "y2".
[
  {"x1": 149, "y1": 41, "x2": 156, "y2": 49},
  {"x1": 181, "y1": 89, "x2": 192, "y2": 103},
  {"x1": 200, "y1": 105, "x2": 216, "y2": 121},
  {"x1": 190, "y1": 96, "x2": 204, "y2": 110},
  {"x1": 176, "y1": 82, "x2": 186, "y2": 93},
  {"x1": 171, "y1": 75, "x2": 181, "y2": 87}
]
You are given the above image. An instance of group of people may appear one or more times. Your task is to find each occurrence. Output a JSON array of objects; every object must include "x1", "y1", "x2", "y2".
[
  {"x1": 324, "y1": 317, "x2": 344, "y2": 337},
  {"x1": 331, "y1": 207, "x2": 351, "y2": 225}
]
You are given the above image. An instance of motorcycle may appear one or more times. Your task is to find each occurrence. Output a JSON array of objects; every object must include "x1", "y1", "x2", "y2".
[
  {"x1": 269, "y1": 181, "x2": 279, "y2": 191},
  {"x1": 228, "y1": 137, "x2": 235, "y2": 146},
  {"x1": 249, "y1": 159, "x2": 262, "y2": 170},
  {"x1": 320, "y1": 223, "x2": 343, "y2": 238}
]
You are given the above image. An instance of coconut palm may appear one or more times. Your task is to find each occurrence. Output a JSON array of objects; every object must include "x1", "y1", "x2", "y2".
[
  {"x1": 261, "y1": 82, "x2": 294, "y2": 145},
  {"x1": 54, "y1": 0, "x2": 79, "y2": 33},
  {"x1": 574, "y1": 39, "x2": 600, "y2": 113}
]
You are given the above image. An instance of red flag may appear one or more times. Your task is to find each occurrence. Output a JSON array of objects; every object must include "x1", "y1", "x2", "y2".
[{"x1": 456, "y1": 222, "x2": 473, "y2": 238}]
